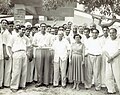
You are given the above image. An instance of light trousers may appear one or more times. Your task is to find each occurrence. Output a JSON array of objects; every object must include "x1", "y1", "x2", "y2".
[
  {"x1": 27, "y1": 59, "x2": 34, "y2": 83},
  {"x1": 4, "y1": 57, "x2": 12, "y2": 86},
  {"x1": 105, "y1": 55, "x2": 120, "y2": 93},
  {"x1": 10, "y1": 51, "x2": 27, "y2": 89},
  {"x1": 0, "y1": 59, "x2": 4, "y2": 87},
  {"x1": 85, "y1": 54, "x2": 101, "y2": 89},
  {"x1": 53, "y1": 58, "x2": 67, "y2": 86}
]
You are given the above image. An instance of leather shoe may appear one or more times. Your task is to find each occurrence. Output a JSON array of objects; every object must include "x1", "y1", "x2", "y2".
[
  {"x1": 35, "y1": 83, "x2": 42, "y2": 88},
  {"x1": 106, "y1": 92, "x2": 116, "y2": 94},
  {"x1": 62, "y1": 86, "x2": 66, "y2": 89},
  {"x1": 19, "y1": 87, "x2": 27, "y2": 90},
  {"x1": 11, "y1": 89, "x2": 18, "y2": 92},
  {"x1": 0, "y1": 87, "x2": 4, "y2": 89}
]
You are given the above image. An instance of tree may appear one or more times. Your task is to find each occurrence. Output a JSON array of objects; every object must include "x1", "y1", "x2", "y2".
[
  {"x1": 1, "y1": 0, "x2": 120, "y2": 17},
  {"x1": 0, "y1": 0, "x2": 13, "y2": 15},
  {"x1": 42, "y1": 0, "x2": 120, "y2": 16}
]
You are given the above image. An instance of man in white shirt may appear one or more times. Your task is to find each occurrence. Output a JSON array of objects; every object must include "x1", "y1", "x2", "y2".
[
  {"x1": 33, "y1": 23, "x2": 51, "y2": 87},
  {"x1": 4, "y1": 21, "x2": 14, "y2": 87},
  {"x1": 25, "y1": 28, "x2": 34, "y2": 84},
  {"x1": 104, "y1": 28, "x2": 120, "y2": 94},
  {"x1": 82, "y1": 28, "x2": 91, "y2": 84},
  {"x1": 85, "y1": 29, "x2": 102, "y2": 91},
  {"x1": 52, "y1": 31, "x2": 70, "y2": 88},
  {"x1": 99, "y1": 26, "x2": 109, "y2": 88},
  {"x1": 8, "y1": 28, "x2": 29, "y2": 92},
  {"x1": 0, "y1": 27, "x2": 4, "y2": 89},
  {"x1": 1, "y1": 19, "x2": 11, "y2": 88},
  {"x1": 1, "y1": 19, "x2": 9, "y2": 61}
]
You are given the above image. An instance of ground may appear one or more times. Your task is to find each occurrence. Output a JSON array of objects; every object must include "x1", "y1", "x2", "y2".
[{"x1": 0, "y1": 84, "x2": 119, "y2": 95}]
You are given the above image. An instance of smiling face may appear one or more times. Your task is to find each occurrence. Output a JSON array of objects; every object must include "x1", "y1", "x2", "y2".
[
  {"x1": 8, "y1": 24, "x2": 14, "y2": 32},
  {"x1": 58, "y1": 31, "x2": 64, "y2": 41},
  {"x1": 75, "y1": 35, "x2": 81, "y2": 43},
  {"x1": 40, "y1": 24, "x2": 46, "y2": 34},
  {"x1": 1, "y1": 20, "x2": 8, "y2": 29},
  {"x1": 103, "y1": 27, "x2": 109, "y2": 37},
  {"x1": 91, "y1": 29, "x2": 99, "y2": 39},
  {"x1": 109, "y1": 29, "x2": 117, "y2": 40},
  {"x1": 84, "y1": 29, "x2": 90, "y2": 37}
]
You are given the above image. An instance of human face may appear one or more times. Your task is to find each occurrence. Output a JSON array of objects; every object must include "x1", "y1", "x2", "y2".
[
  {"x1": 75, "y1": 36, "x2": 81, "y2": 43},
  {"x1": 90, "y1": 24, "x2": 96, "y2": 30},
  {"x1": 79, "y1": 26, "x2": 84, "y2": 34},
  {"x1": 68, "y1": 22, "x2": 72, "y2": 29},
  {"x1": 73, "y1": 28, "x2": 77, "y2": 35},
  {"x1": 50, "y1": 29, "x2": 55, "y2": 35},
  {"x1": 65, "y1": 30, "x2": 70, "y2": 36},
  {"x1": 84, "y1": 29, "x2": 90, "y2": 37},
  {"x1": 8, "y1": 24, "x2": 14, "y2": 32},
  {"x1": 1, "y1": 20, "x2": 8, "y2": 29},
  {"x1": 92, "y1": 30, "x2": 99, "y2": 39},
  {"x1": 31, "y1": 28, "x2": 37, "y2": 36},
  {"x1": 40, "y1": 24, "x2": 46, "y2": 34},
  {"x1": 19, "y1": 29, "x2": 25, "y2": 37},
  {"x1": 46, "y1": 27, "x2": 51, "y2": 33},
  {"x1": 58, "y1": 32, "x2": 63, "y2": 41},
  {"x1": 109, "y1": 29, "x2": 117, "y2": 40},
  {"x1": 103, "y1": 28, "x2": 109, "y2": 37},
  {"x1": 15, "y1": 24, "x2": 20, "y2": 30},
  {"x1": 25, "y1": 29, "x2": 30, "y2": 37}
]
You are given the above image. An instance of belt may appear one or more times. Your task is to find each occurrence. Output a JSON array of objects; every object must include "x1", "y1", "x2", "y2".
[
  {"x1": 14, "y1": 50, "x2": 26, "y2": 53},
  {"x1": 88, "y1": 53, "x2": 101, "y2": 56}
]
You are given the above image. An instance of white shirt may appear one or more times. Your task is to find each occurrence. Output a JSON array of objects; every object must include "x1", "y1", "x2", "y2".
[
  {"x1": 32, "y1": 32, "x2": 51, "y2": 48},
  {"x1": 99, "y1": 36, "x2": 109, "y2": 51},
  {"x1": 104, "y1": 38, "x2": 120, "y2": 56},
  {"x1": 1, "y1": 29, "x2": 9, "y2": 45},
  {"x1": 86, "y1": 37, "x2": 102, "y2": 55},
  {"x1": 12, "y1": 29, "x2": 19, "y2": 37},
  {"x1": 52, "y1": 38, "x2": 70, "y2": 62},
  {"x1": 0, "y1": 33, "x2": 3, "y2": 59},
  {"x1": 8, "y1": 35, "x2": 29, "y2": 52},
  {"x1": 82, "y1": 35, "x2": 90, "y2": 55}
]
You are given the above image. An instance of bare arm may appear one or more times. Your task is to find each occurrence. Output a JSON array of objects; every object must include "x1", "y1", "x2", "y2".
[{"x1": 111, "y1": 50, "x2": 120, "y2": 60}]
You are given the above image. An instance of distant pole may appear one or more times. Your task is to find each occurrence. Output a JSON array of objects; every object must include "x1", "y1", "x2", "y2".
[{"x1": 32, "y1": 15, "x2": 39, "y2": 25}]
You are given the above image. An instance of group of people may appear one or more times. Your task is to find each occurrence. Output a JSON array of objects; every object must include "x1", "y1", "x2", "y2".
[{"x1": 0, "y1": 19, "x2": 120, "y2": 95}]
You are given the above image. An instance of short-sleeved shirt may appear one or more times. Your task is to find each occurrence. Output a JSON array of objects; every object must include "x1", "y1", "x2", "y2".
[
  {"x1": 86, "y1": 37, "x2": 102, "y2": 55},
  {"x1": 103, "y1": 38, "x2": 120, "y2": 56},
  {"x1": 52, "y1": 38, "x2": 70, "y2": 62},
  {"x1": 32, "y1": 32, "x2": 51, "y2": 48},
  {"x1": 1, "y1": 29, "x2": 9, "y2": 45},
  {"x1": 71, "y1": 42, "x2": 84, "y2": 55},
  {"x1": 8, "y1": 35, "x2": 29, "y2": 52}
]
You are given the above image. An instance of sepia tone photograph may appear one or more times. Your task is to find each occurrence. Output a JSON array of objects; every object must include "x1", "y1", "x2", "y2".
[{"x1": 0, "y1": 0, "x2": 120, "y2": 95}]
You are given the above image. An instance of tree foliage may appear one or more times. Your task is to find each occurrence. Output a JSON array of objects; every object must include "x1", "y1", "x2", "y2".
[
  {"x1": 0, "y1": 0, "x2": 14, "y2": 15},
  {"x1": 42, "y1": 0, "x2": 120, "y2": 16},
  {"x1": 0, "y1": 0, "x2": 120, "y2": 16}
]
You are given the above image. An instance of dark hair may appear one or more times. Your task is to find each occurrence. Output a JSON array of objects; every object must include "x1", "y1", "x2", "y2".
[
  {"x1": 1, "y1": 19, "x2": 8, "y2": 24},
  {"x1": 31, "y1": 26, "x2": 38, "y2": 30},
  {"x1": 40, "y1": 23, "x2": 46, "y2": 27},
  {"x1": 91, "y1": 29, "x2": 99, "y2": 34},
  {"x1": 46, "y1": 25, "x2": 51, "y2": 28},
  {"x1": 110, "y1": 28, "x2": 117, "y2": 33},
  {"x1": 102, "y1": 26, "x2": 109, "y2": 30},
  {"x1": 84, "y1": 28, "x2": 90, "y2": 33},
  {"x1": 20, "y1": 25, "x2": 26, "y2": 28},
  {"x1": 8, "y1": 21, "x2": 14, "y2": 25},
  {"x1": 73, "y1": 34, "x2": 82, "y2": 39},
  {"x1": 58, "y1": 26, "x2": 64, "y2": 29}
]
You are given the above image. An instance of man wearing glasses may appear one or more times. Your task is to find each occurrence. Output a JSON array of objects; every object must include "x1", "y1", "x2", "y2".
[{"x1": 33, "y1": 23, "x2": 51, "y2": 87}]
